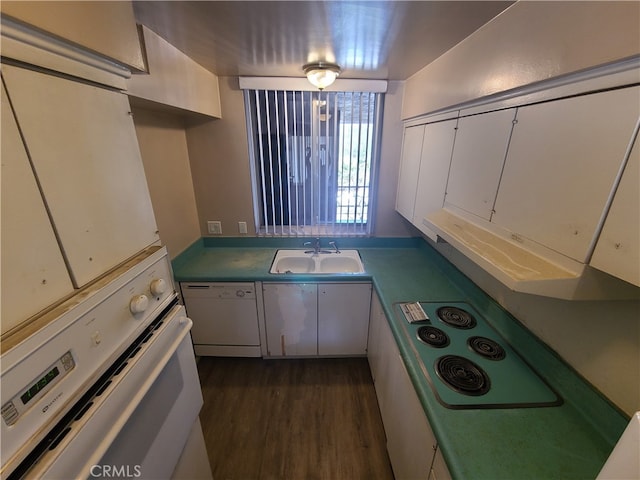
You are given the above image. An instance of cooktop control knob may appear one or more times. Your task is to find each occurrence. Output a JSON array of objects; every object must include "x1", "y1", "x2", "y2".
[
  {"x1": 129, "y1": 294, "x2": 149, "y2": 315},
  {"x1": 150, "y1": 278, "x2": 167, "y2": 297}
]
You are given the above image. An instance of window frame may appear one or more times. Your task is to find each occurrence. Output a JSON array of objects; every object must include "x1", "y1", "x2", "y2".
[{"x1": 243, "y1": 88, "x2": 384, "y2": 237}]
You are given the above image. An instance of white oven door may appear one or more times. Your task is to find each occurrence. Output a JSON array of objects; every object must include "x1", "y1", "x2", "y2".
[{"x1": 21, "y1": 304, "x2": 205, "y2": 480}]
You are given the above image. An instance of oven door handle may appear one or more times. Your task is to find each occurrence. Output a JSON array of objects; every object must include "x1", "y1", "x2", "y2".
[{"x1": 78, "y1": 313, "x2": 194, "y2": 475}]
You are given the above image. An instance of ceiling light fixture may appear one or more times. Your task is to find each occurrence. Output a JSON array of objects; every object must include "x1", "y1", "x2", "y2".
[{"x1": 303, "y1": 62, "x2": 341, "y2": 90}]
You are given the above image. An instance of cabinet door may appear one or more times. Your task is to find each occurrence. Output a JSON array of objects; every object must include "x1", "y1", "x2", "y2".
[
  {"x1": 370, "y1": 299, "x2": 442, "y2": 479},
  {"x1": 590, "y1": 136, "x2": 640, "y2": 286},
  {"x1": 396, "y1": 125, "x2": 425, "y2": 220},
  {"x1": 2, "y1": 65, "x2": 159, "y2": 288},
  {"x1": 367, "y1": 291, "x2": 385, "y2": 383},
  {"x1": 262, "y1": 283, "x2": 317, "y2": 356},
  {"x1": 430, "y1": 446, "x2": 452, "y2": 480},
  {"x1": 413, "y1": 119, "x2": 457, "y2": 233},
  {"x1": 372, "y1": 298, "x2": 398, "y2": 425},
  {"x1": 318, "y1": 283, "x2": 371, "y2": 356},
  {"x1": 1, "y1": 82, "x2": 74, "y2": 333},
  {"x1": 445, "y1": 109, "x2": 516, "y2": 220},
  {"x1": 492, "y1": 86, "x2": 640, "y2": 262},
  {"x1": 385, "y1": 351, "x2": 437, "y2": 480}
]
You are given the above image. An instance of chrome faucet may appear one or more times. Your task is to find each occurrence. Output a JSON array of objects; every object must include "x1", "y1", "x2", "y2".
[
  {"x1": 303, "y1": 238, "x2": 321, "y2": 254},
  {"x1": 304, "y1": 238, "x2": 331, "y2": 254}
]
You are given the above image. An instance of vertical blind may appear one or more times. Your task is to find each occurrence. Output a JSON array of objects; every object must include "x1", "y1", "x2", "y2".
[{"x1": 244, "y1": 89, "x2": 383, "y2": 236}]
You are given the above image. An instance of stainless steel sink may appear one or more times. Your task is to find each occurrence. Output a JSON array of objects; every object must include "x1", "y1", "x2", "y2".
[{"x1": 270, "y1": 249, "x2": 365, "y2": 274}]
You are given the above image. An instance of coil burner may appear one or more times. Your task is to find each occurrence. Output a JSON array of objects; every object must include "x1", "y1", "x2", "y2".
[
  {"x1": 468, "y1": 336, "x2": 506, "y2": 361},
  {"x1": 436, "y1": 306, "x2": 477, "y2": 329},
  {"x1": 435, "y1": 355, "x2": 490, "y2": 396},
  {"x1": 417, "y1": 326, "x2": 450, "y2": 348}
]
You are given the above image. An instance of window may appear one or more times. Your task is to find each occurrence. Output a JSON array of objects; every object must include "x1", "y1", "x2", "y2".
[{"x1": 244, "y1": 89, "x2": 383, "y2": 236}]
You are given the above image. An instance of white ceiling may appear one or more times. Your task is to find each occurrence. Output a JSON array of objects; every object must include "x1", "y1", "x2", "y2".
[{"x1": 133, "y1": 1, "x2": 514, "y2": 81}]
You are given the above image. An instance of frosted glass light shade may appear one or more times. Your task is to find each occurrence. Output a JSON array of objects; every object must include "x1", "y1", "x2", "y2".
[{"x1": 303, "y1": 62, "x2": 341, "y2": 90}]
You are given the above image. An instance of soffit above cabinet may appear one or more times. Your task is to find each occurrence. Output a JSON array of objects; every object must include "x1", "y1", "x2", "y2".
[
  {"x1": 0, "y1": 1, "x2": 145, "y2": 72},
  {"x1": 127, "y1": 26, "x2": 222, "y2": 119},
  {"x1": 0, "y1": 15, "x2": 131, "y2": 90}
]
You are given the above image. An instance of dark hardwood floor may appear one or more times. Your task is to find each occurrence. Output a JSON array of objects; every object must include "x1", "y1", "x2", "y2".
[{"x1": 197, "y1": 357, "x2": 394, "y2": 480}]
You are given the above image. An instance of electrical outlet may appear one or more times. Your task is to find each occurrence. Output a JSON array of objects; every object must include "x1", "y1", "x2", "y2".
[
  {"x1": 207, "y1": 221, "x2": 222, "y2": 235},
  {"x1": 238, "y1": 221, "x2": 248, "y2": 234}
]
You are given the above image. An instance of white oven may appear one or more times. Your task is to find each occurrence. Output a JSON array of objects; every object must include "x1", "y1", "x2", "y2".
[{"x1": 1, "y1": 247, "x2": 212, "y2": 479}]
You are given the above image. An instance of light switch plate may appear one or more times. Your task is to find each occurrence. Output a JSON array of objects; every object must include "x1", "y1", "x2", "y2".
[
  {"x1": 238, "y1": 222, "x2": 248, "y2": 234},
  {"x1": 207, "y1": 221, "x2": 222, "y2": 235}
]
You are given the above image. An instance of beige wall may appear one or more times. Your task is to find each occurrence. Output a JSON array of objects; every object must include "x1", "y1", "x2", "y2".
[
  {"x1": 403, "y1": 1, "x2": 640, "y2": 118},
  {"x1": 186, "y1": 77, "x2": 257, "y2": 237},
  {"x1": 132, "y1": 108, "x2": 201, "y2": 259},
  {"x1": 185, "y1": 77, "x2": 413, "y2": 237},
  {"x1": 1, "y1": 1, "x2": 145, "y2": 71}
]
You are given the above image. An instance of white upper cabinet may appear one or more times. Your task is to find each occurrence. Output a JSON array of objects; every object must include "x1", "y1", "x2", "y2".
[
  {"x1": 445, "y1": 109, "x2": 516, "y2": 220},
  {"x1": 413, "y1": 119, "x2": 457, "y2": 236},
  {"x1": 590, "y1": 135, "x2": 640, "y2": 286},
  {"x1": 1, "y1": 82, "x2": 74, "y2": 333},
  {"x1": 396, "y1": 125, "x2": 425, "y2": 221},
  {"x1": 2, "y1": 65, "x2": 159, "y2": 288},
  {"x1": 415, "y1": 67, "x2": 640, "y2": 298},
  {"x1": 492, "y1": 86, "x2": 640, "y2": 262}
]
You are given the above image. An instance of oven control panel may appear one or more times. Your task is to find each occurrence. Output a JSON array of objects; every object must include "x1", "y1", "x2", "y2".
[{"x1": 1, "y1": 352, "x2": 75, "y2": 427}]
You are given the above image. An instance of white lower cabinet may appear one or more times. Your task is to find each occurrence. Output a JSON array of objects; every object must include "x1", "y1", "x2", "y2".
[
  {"x1": 263, "y1": 283, "x2": 318, "y2": 356},
  {"x1": 262, "y1": 282, "x2": 371, "y2": 357},
  {"x1": 430, "y1": 447, "x2": 450, "y2": 480},
  {"x1": 386, "y1": 351, "x2": 439, "y2": 480},
  {"x1": 318, "y1": 283, "x2": 371, "y2": 356},
  {"x1": 368, "y1": 292, "x2": 451, "y2": 480}
]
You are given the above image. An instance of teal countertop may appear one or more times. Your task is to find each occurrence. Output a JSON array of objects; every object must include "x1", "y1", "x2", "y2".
[{"x1": 173, "y1": 237, "x2": 628, "y2": 480}]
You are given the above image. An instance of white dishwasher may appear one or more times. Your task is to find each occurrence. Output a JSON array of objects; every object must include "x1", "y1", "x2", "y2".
[{"x1": 181, "y1": 282, "x2": 262, "y2": 357}]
